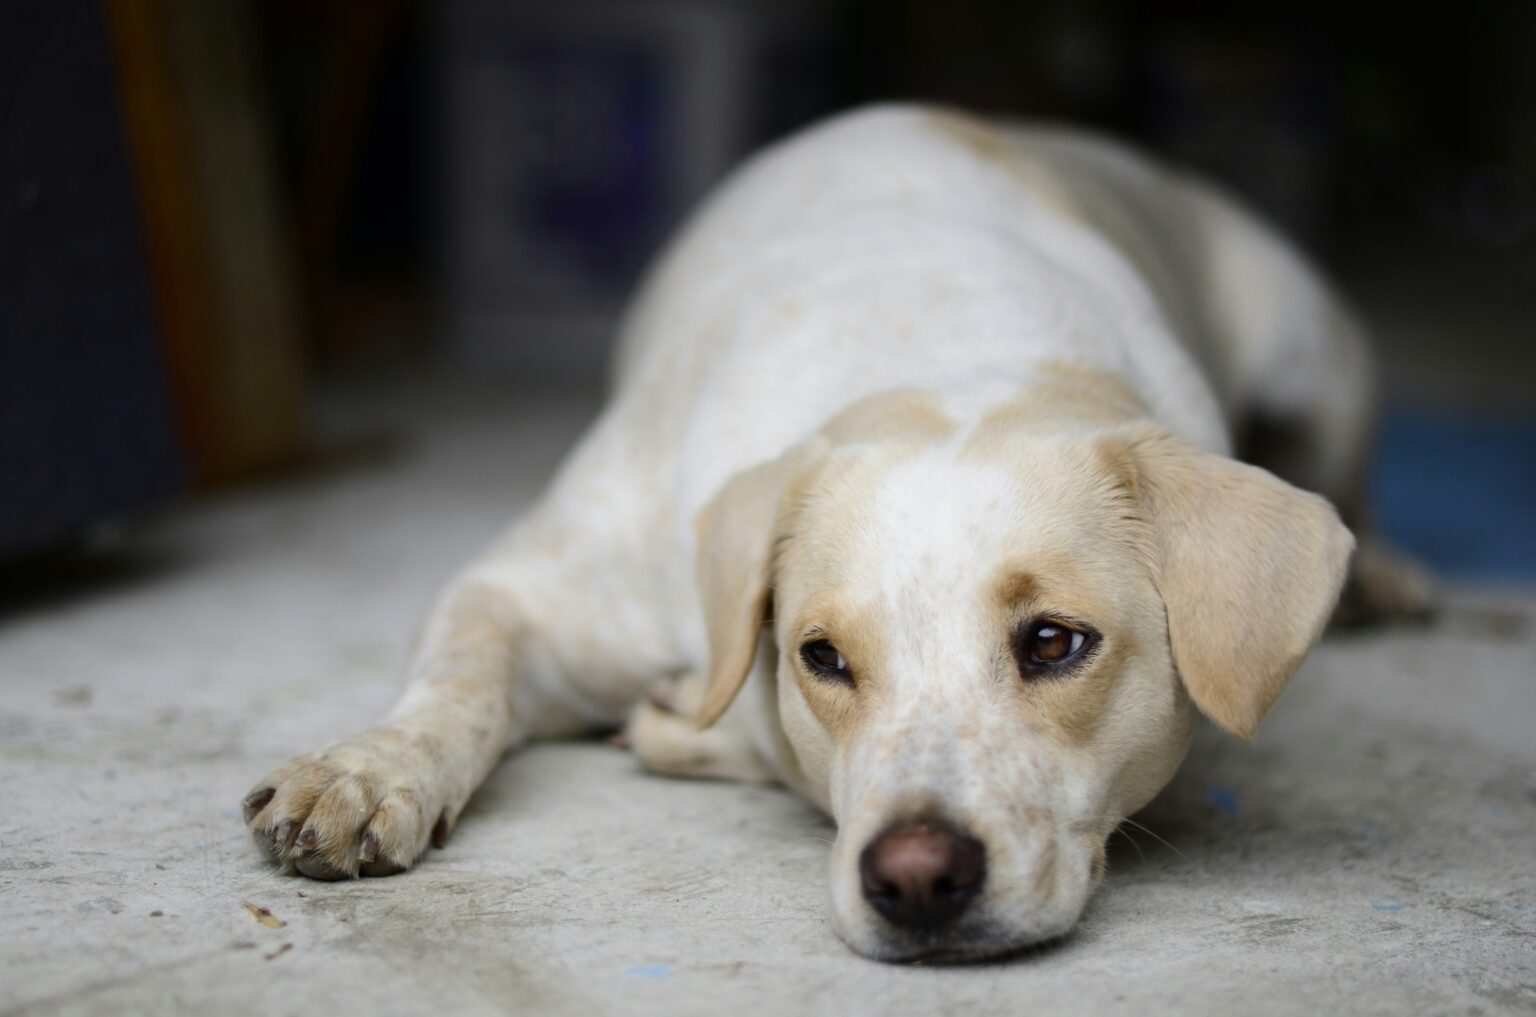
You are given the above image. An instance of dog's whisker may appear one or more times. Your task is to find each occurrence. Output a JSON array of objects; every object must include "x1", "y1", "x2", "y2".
[
  {"x1": 1116, "y1": 817, "x2": 1198, "y2": 870},
  {"x1": 1069, "y1": 813, "x2": 1199, "y2": 871},
  {"x1": 1113, "y1": 824, "x2": 1147, "y2": 865}
]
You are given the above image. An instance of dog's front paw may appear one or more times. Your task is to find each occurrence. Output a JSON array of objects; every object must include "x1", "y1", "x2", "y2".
[
  {"x1": 624, "y1": 673, "x2": 778, "y2": 783},
  {"x1": 241, "y1": 729, "x2": 452, "y2": 880}
]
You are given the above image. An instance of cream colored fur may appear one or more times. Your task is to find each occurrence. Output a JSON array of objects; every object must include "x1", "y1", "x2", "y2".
[{"x1": 244, "y1": 105, "x2": 1422, "y2": 960}]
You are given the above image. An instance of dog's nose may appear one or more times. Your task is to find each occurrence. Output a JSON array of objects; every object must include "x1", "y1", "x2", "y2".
[{"x1": 859, "y1": 820, "x2": 986, "y2": 930}]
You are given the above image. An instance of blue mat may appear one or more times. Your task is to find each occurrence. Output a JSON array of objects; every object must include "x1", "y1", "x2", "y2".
[{"x1": 1372, "y1": 410, "x2": 1536, "y2": 582}]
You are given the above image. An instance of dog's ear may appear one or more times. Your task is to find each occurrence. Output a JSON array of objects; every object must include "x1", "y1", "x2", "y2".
[
  {"x1": 1122, "y1": 429, "x2": 1355, "y2": 740},
  {"x1": 694, "y1": 439, "x2": 828, "y2": 729}
]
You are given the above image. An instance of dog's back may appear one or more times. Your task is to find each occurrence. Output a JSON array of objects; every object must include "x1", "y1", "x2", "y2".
[{"x1": 607, "y1": 105, "x2": 1370, "y2": 519}]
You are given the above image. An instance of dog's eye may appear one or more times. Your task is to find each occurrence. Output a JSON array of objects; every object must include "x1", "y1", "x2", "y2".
[
  {"x1": 1015, "y1": 620, "x2": 1092, "y2": 676},
  {"x1": 1029, "y1": 624, "x2": 1084, "y2": 662},
  {"x1": 801, "y1": 639, "x2": 853, "y2": 684}
]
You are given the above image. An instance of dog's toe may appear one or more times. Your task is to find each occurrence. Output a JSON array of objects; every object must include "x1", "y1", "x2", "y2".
[{"x1": 354, "y1": 788, "x2": 427, "y2": 875}]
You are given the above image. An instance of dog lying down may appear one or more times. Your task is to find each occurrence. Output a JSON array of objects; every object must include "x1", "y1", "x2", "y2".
[{"x1": 243, "y1": 105, "x2": 1429, "y2": 962}]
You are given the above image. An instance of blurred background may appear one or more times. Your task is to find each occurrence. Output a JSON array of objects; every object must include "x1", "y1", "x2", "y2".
[{"x1": 3, "y1": 0, "x2": 1534, "y2": 584}]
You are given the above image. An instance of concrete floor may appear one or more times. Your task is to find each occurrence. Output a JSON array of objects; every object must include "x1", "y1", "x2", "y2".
[{"x1": 3, "y1": 379, "x2": 1534, "y2": 1016}]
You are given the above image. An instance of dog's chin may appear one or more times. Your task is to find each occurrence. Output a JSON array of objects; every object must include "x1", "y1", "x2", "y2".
[{"x1": 843, "y1": 921, "x2": 1074, "y2": 966}]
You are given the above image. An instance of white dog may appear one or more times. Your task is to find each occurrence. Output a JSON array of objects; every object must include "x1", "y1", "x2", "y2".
[{"x1": 243, "y1": 105, "x2": 1426, "y2": 962}]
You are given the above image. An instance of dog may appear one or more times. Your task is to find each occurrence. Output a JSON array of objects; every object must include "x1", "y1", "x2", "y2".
[{"x1": 242, "y1": 105, "x2": 1429, "y2": 962}]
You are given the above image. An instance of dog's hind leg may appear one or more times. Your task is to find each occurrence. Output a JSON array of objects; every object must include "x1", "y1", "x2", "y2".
[
  {"x1": 1190, "y1": 184, "x2": 1435, "y2": 626},
  {"x1": 1233, "y1": 305, "x2": 1434, "y2": 624}
]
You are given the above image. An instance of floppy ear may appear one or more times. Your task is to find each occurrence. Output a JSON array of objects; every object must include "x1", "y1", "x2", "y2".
[
  {"x1": 1126, "y1": 430, "x2": 1355, "y2": 740},
  {"x1": 693, "y1": 440, "x2": 827, "y2": 729}
]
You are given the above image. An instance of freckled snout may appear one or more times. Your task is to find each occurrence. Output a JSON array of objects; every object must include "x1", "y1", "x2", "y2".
[{"x1": 859, "y1": 820, "x2": 986, "y2": 931}]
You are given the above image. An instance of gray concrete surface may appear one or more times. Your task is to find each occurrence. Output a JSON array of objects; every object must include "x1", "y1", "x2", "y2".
[{"x1": 3, "y1": 379, "x2": 1534, "y2": 1016}]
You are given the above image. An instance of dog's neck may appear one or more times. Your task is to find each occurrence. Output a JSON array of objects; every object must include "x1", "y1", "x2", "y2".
[{"x1": 814, "y1": 361, "x2": 1155, "y2": 455}]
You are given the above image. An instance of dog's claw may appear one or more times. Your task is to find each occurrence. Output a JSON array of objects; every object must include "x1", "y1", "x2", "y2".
[
  {"x1": 358, "y1": 831, "x2": 380, "y2": 864},
  {"x1": 359, "y1": 857, "x2": 405, "y2": 878},
  {"x1": 273, "y1": 819, "x2": 297, "y2": 855},
  {"x1": 242, "y1": 787, "x2": 275, "y2": 823}
]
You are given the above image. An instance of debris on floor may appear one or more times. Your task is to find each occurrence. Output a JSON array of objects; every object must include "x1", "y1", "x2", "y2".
[{"x1": 243, "y1": 902, "x2": 285, "y2": 929}]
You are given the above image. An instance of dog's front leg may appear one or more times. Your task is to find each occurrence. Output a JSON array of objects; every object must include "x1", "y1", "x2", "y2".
[
  {"x1": 241, "y1": 579, "x2": 547, "y2": 879},
  {"x1": 625, "y1": 670, "x2": 779, "y2": 784}
]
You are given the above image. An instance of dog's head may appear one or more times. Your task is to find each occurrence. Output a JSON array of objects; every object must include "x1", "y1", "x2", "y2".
[{"x1": 694, "y1": 384, "x2": 1353, "y2": 962}]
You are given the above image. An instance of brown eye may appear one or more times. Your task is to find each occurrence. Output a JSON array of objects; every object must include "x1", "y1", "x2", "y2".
[
  {"x1": 1030, "y1": 624, "x2": 1081, "y2": 662},
  {"x1": 801, "y1": 639, "x2": 852, "y2": 684},
  {"x1": 1014, "y1": 620, "x2": 1093, "y2": 677}
]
